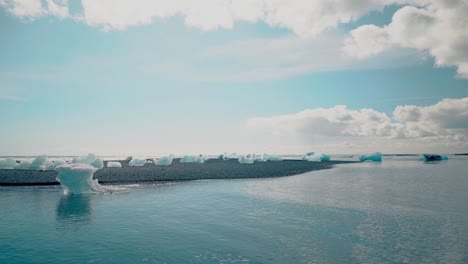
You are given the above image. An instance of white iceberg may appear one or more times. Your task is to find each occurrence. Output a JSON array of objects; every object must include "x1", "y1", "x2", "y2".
[
  {"x1": 129, "y1": 158, "x2": 147, "y2": 167},
  {"x1": 28, "y1": 155, "x2": 54, "y2": 170},
  {"x1": 153, "y1": 155, "x2": 174, "y2": 166},
  {"x1": 359, "y1": 152, "x2": 382, "y2": 162},
  {"x1": 218, "y1": 152, "x2": 239, "y2": 160},
  {"x1": 239, "y1": 154, "x2": 255, "y2": 164},
  {"x1": 265, "y1": 154, "x2": 283, "y2": 161},
  {"x1": 53, "y1": 160, "x2": 67, "y2": 167},
  {"x1": 107, "y1": 161, "x2": 122, "y2": 168},
  {"x1": 303, "y1": 152, "x2": 331, "y2": 162},
  {"x1": 72, "y1": 153, "x2": 104, "y2": 169},
  {"x1": 55, "y1": 164, "x2": 101, "y2": 194},
  {"x1": 180, "y1": 155, "x2": 206, "y2": 163},
  {"x1": 0, "y1": 158, "x2": 18, "y2": 169}
]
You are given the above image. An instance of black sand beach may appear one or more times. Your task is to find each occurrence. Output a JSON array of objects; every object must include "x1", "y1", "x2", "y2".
[{"x1": 0, "y1": 158, "x2": 356, "y2": 186}]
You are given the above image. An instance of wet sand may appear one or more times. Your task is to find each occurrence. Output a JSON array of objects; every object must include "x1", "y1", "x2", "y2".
[{"x1": 0, "y1": 158, "x2": 357, "y2": 186}]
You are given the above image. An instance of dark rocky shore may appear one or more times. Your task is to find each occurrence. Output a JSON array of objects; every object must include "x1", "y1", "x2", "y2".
[{"x1": 0, "y1": 158, "x2": 357, "y2": 186}]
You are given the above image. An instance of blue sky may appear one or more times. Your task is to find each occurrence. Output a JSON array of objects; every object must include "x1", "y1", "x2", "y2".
[{"x1": 1, "y1": 1, "x2": 467, "y2": 155}]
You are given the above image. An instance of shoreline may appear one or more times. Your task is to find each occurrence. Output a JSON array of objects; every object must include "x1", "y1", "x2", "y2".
[{"x1": 0, "y1": 158, "x2": 357, "y2": 186}]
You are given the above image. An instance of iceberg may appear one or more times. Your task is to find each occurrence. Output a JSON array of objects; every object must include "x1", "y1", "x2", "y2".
[
  {"x1": 303, "y1": 152, "x2": 331, "y2": 162},
  {"x1": 218, "y1": 152, "x2": 239, "y2": 160},
  {"x1": 180, "y1": 155, "x2": 206, "y2": 163},
  {"x1": 53, "y1": 160, "x2": 67, "y2": 167},
  {"x1": 107, "y1": 161, "x2": 122, "y2": 168},
  {"x1": 422, "y1": 154, "x2": 448, "y2": 162},
  {"x1": 359, "y1": 152, "x2": 382, "y2": 162},
  {"x1": 265, "y1": 154, "x2": 283, "y2": 161},
  {"x1": 0, "y1": 158, "x2": 18, "y2": 169},
  {"x1": 28, "y1": 155, "x2": 54, "y2": 170},
  {"x1": 72, "y1": 153, "x2": 104, "y2": 169},
  {"x1": 55, "y1": 164, "x2": 101, "y2": 194},
  {"x1": 239, "y1": 154, "x2": 255, "y2": 164},
  {"x1": 153, "y1": 155, "x2": 174, "y2": 166},
  {"x1": 129, "y1": 158, "x2": 147, "y2": 167}
]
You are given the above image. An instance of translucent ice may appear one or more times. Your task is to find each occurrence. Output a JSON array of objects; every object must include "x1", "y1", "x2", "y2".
[
  {"x1": 180, "y1": 155, "x2": 206, "y2": 163},
  {"x1": 303, "y1": 152, "x2": 330, "y2": 162},
  {"x1": 153, "y1": 155, "x2": 174, "y2": 166},
  {"x1": 107, "y1": 161, "x2": 122, "y2": 168},
  {"x1": 359, "y1": 152, "x2": 382, "y2": 162},
  {"x1": 0, "y1": 158, "x2": 18, "y2": 169},
  {"x1": 129, "y1": 158, "x2": 147, "y2": 167},
  {"x1": 55, "y1": 164, "x2": 101, "y2": 194},
  {"x1": 29, "y1": 155, "x2": 54, "y2": 170},
  {"x1": 72, "y1": 153, "x2": 104, "y2": 169},
  {"x1": 218, "y1": 152, "x2": 239, "y2": 160},
  {"x1": 53, "y1": 160, "x2": 67, "y2": 167},
  {"x1": 265, "y1": 154, "x2": 283, "y2": 161},
  {"x1": 239, "y1": 154, "x2": 255, "y2": 164},
  {"x1": 422, "y1": 154, "x2": 448, "y2": 162}
]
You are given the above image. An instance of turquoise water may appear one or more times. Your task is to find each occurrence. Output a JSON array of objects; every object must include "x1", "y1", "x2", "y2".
[{"x1": 1, "y1": 157, "x2": 468, "y2": 263}]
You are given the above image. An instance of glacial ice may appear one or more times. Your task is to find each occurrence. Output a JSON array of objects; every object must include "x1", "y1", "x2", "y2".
[
  {"x1": 129, "y1": 158, "x2": 147, "y2": 167},
  {"x1": 359, "y1": 152, "x2": 382, "y2": 162},
  {"x1": 107, "y1": 161, "x2": 122, "y2": 168},
  {"x1": 218, "y1": 152, "x2": 239, "y2": 160},
  {"x1": 153, "y1": 155, "x2": 174, "y2": 166},
  {"x1": 55, "y1": 164, "x2": 101, "y2": 194},
  {"x1": 264, "y1": 154, "x2": 283, "y2": 161},
  {"x1": 303, "y1": 152, "x2": 331, "y2": 162},
  {"x1": 0, "y1": 158, "x2": 18, "y2": 169},
  {"x1": 53, "y1": 160, "x2": 67, "y2": 167},
  {"x1": 28, "y1": 155, "x2": 54, "y2": 170},
  {"x1": 238, "y1": 154, "x2": 255, "y2": 164},
  {"x1": 180, "y1": 155, "x2": 206, "y2": 163},
  {"x1": 72, "y1": 153, "x2": 104, "y2": 169}
]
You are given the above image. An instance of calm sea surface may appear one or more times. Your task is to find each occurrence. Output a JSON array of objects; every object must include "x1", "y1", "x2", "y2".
[{"x1": 1, "y1": 156, "x2": 468, "y2": 263}]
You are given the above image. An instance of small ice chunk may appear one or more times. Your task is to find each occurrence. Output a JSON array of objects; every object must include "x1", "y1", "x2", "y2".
[
  {"x1": 359, "y1": 152, "x2": 382, "y2": 162},
  {"x1": 107, "y1": 161, "x2": 122, "y2": 168},
  {"x1": 90, "y1": 158, "x2": 104, "y2": 169},
  {"x1": 129, "y1": 158, "x2": 147, "y2": 167},
  {"x1": 239, "y1": 154, "x2": 255, "y2": 164},
  {"x1": 17, "y1": 160, "x2": 32, "y2": 170},
  {"x1": 0, "y1": 158, "x2": 18, "y2": 169},
  {"x1": 154, "y1": 155, "x2": 174, "y2": 166},
  {"x1": 180, "y1": 155, "x2": 206, "y2": 163},
  {"x1": 303, "y1": 152, "x2": 330, "y2": 162},
  {"x1": 218, "y1": 152, "x2": 238, "y2": 160},
  {"x1": 29, "y1": 155, "x2": 54, "y2": 170},
  {"x1": 55, "y1": 164, "x2": 101, "y2": 194},
  {"x1": 264, "y1": 154, "x2": 283, "y2": 161},
  {"x1": 53, "y1": 160, "x2": 67, "y2": 167},
  {"x1": 422, "y1": 154, "x2": 448, "y2": 162}
]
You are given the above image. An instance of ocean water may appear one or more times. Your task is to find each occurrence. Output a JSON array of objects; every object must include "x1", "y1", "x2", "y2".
[{"x1": 1, "y1": 156, "x2": 468, "y2": 263}]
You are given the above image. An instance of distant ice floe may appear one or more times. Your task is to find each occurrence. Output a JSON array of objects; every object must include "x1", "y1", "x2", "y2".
[
  {"x1": 0, "y1": 158, "x2": 18, "y2": 169},
  {"x1": 303, "y1": 152, "x2": 331, "y2": 162},
  {"x1": 107, "y1": 161, "x2": 122, "y2": 168},
  {"x1": 359, "y1": 152, "x2": 382, "y2": 162},
  {"x1": 180, "y1": 155, "x2": 206, "y2": 163},
  {"x1": 129, "y1": 158, "x2": 147, "y2": 167},
  {"x1": 55, "y1": 164, "x2": 101, "y2": 194},
  {"x1": 253, "y1": 154, "x2": 283, "y2": 162},
  {"x1": 239, "y1": 154, "x2": 255, "y2": 164},
  {"x1": 153, "y1": 155, "x2": 174, "y2": 166},
  {"x1": 422, "y1": 154, "x2": 448, "y2": 162},
  {"x1": 218, "y1": 152, "x2": 239, "y2": 160}
]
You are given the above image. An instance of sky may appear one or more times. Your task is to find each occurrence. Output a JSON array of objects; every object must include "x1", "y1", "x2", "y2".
[{"x1": 0, "y1": 0, "x2": 467, "y2": 156}]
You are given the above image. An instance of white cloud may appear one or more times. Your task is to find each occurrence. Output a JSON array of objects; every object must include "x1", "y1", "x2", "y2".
[
  {"x1": 344, "y1": 1, "x2": 468, "y2": 78},
  {"x1": 0, "y1": 0, "x2": 42, "y2": 18},
  {"x1": 246, "y1": 97, "x2": 468, "y2": 152}
]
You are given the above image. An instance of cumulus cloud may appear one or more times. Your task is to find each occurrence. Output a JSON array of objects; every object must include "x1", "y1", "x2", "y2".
[
  {"x1": 344, "y1": 1, "x2": 468, "y2": 78},
  {"x1": 247, "y1": 97, "x2": 468, "y2": 144}
]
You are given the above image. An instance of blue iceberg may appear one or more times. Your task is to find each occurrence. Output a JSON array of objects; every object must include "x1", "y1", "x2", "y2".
[
  {"x1": 359, "y1": 152, "x2": 382, "y2": 162},
  {"x1": 55, "y1": 164, "x2": 101, "y2": 194},
  {"x1": 153, "y1": 155, "x2": 174, "y2": 166},
  {"x1": 303, "y1": 152, "x2": 331, "y2": 162},
  {"x1": 180, "y1": 155, "x2": 206, "y2": 163},
  {"x1": 0, "y1": 158, "x2": 18, "y2": 169},
  {"x1": 107, "y1": 161, "x2": 122, "y2": 168},
  {"x1": 129, "y1": 158, "x2": 147, "y2": 167},
  {"x1": 239, "y1": 154, "x2": 255, "y2": 164}
]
